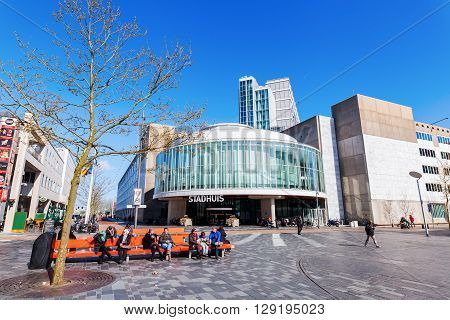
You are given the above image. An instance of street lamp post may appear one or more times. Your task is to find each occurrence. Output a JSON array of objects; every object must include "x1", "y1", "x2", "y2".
[
  {"x1": 409, "y1": 171, "x2": 429, "y2": 237},
  {"x1": 316, "y1": 191, "x2": 320, "y2": 229}
]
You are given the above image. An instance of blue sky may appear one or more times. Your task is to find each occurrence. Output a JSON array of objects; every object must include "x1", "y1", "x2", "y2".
[{"x1": 1, "y1": 0, "x2": 450, "y2": 200}]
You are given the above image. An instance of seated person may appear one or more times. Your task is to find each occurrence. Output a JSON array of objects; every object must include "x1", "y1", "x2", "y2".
[
  {"x1": 158, "y1": 228, "x2": 174, "y2": 262},
  {"x1": 199, "y1": 232, "x2": 209, "y2": 256},
  {"x1": 218, "y1": 226, "x2": 230, "y2": 244},
  {"x1": 117, "y1": 225, "x2": 133, "y2": 264},
  {"x1": 143, "y1": 227, "x2": 160, "y2": 262},
  {"x1": 188, "y1": 228, "x2": 203, "y2": 259},
  {"x1": 208, "y1": 227, "x2": 222, "y2": 259}
]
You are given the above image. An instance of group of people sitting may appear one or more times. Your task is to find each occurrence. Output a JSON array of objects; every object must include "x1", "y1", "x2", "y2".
[
  {"x1": 187, "y1": 226, "x2": 229, "y2": 260},
  {"x1": 93, "y1": 224, "x2": 229, "y2": 265}
]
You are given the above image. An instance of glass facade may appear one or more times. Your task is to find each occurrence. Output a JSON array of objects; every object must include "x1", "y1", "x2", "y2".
[
  {"x1": 255, "y1": 89, "x2": 270, "y2": 130},
  {"x1": 239, "y1": 79, "x2": 254, "y2": 127},
  {"x1": 154, "y1": 140, "x2": 325, "y2": 194}
]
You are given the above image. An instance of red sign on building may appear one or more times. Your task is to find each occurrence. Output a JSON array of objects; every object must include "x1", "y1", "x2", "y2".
[{"x1": 0, "y1": 117, "x2": 17, "y2": 202}]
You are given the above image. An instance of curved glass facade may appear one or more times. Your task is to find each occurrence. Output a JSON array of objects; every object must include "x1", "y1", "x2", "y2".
[{"x1": 154, "y1": 140, "x2": 325, "y2": 195}]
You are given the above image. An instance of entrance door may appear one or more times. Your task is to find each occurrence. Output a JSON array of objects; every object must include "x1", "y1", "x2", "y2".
[{"x1": 206, "y1": 208, "x2": 233, "y2": 225}]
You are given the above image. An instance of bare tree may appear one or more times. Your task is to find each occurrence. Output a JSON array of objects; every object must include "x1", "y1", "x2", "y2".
[
  {"x1": 382, "y1": 200, "x2": 394, "y2": 227},
  {"x1": 78, "y1": 165, "x2": 113, "y2": 220},
  {"x1": 399, "y1": 194, "x2": 411, "y2": 220},
  {"x1": 0, "y1": 0, "x2": 202, "y2": 285},
  {"x1": 436, "y1": 158, "x2": 450, "y2": 229}
]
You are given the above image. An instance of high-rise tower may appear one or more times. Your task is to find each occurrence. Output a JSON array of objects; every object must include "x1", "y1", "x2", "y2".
[{"x1": 239, "y1": 76, "x2": 299, "y2": 131}]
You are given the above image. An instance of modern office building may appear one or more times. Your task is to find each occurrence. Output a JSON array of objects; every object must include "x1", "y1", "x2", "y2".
[
  {"x1": 117, "y1": 93, "x2": 449, "y2": 227},
  {"x1": 239, "y1": 76, "x2": 300, "y2": 132},
  {"x1": 331, "y1": 94, "x2": 449, "y2": 225},
  {"x1": 1, "y1": 113, "x2": 76, "y2": 232},
  {"x1": 153, "y1": 123, "x2": 326, "y2": 225},
  {"x1": 115, "y1": 124, "x2": 175, "y2": 224},
  {"x1": 283, "y1": 116, "x2": 344, "y2": 220}
]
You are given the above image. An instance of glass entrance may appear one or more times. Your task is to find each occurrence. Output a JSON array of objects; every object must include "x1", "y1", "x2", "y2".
[{"x1": 186, "y1": 197, "x2": 260, "y2": 225}]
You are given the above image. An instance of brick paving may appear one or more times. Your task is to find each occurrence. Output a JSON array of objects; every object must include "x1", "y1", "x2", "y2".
[{"x1": 0, "y1": 228, "x2": 449, "y2": 300}]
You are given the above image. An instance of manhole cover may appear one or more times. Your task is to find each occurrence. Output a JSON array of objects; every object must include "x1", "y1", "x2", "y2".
[{"x1": 0, "y1": 270, "x2": 116, "y2": 299}]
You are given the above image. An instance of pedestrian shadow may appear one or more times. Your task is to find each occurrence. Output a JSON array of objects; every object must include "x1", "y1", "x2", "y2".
[{"x1": 337, "y1": 243, "x2": 360, "y2": 247}]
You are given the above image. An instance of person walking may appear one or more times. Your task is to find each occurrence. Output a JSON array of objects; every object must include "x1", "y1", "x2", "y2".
[
  {"x1": 296, "y1": 215, "x2": 304, "y2": 235},
  {"x1": 143, "y1": 228, "x2": 160, "y2": 262},
  {"x1": 364, "y1": 220, "x2": 380, "y2": 248},
  {"x1": 409, "y1": 214, "x2": 415, "y2": 228}
]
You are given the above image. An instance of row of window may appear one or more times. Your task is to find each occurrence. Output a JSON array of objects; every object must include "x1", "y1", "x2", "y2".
[
  {"x1": 419, "y1": 148, "x2": 436, "y2": 158},
  {"x1": 155, "y1": 140, "x2": 325, "y2": 194},
  {"x1": 41, "y1": 174, "x2": 61, "y2": 194},
  {"x1": 425, "y1": 183, "x2": 442, "y2": 192},
  {"x1": 442, "y1": 152, "x2": 450, "y2": 160},
  {"x1": 422, "y1": 165, "x2": 439, "y2": 175},
  {"x1": 416, "y1": 131, "x2": 433, "y2": 141},
  {"x1": 437, "y1": 136, "x2": 450, "y2": 145}
]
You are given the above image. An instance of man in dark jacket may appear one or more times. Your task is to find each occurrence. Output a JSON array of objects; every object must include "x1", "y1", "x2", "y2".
[
  {"x1": 143, "y1": 228, "x2": 160, "y2": 262},
  {"x1": 296, "y1": 216, "x2": 304, "y2": 235},
  {"x1": 364, "y1": 220, "x2": 380, "y2": 248},
  {"x1": 188, "y1": 228, "x2": 203, "y2": 259}
]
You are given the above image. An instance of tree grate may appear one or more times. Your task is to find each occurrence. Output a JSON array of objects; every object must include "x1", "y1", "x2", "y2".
[{"x1": 0, "y1": 270, "x2": 116, "y2": 299}]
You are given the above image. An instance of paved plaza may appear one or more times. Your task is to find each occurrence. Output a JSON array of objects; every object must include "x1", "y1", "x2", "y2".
[{"x1": 0, "y1": 227, "x2": 449, "y2": 300}]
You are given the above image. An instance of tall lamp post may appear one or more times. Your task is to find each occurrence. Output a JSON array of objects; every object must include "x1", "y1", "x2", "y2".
[
  {"x1": 316, "y1": 191, "x2": 320, "y2": 229},
  {"x1": 409, "y1": 171, "x2": 429, "y2": 237}
]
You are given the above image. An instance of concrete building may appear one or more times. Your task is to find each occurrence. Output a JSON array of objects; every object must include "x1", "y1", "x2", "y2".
[
  {"x1": 283, "y1": 116, "x2": 344, "y2": 220},
  {"x1": 331, "y1": 94, "x2": 449, "y2": 225},
  {"x1": 115, "y1": 124, "x2": 174, "y2": 224},
  {"x1": 1, "y1": 114, "x2": 75, "y2": 232},
  {"x1": 239, "y1": 76, "x2": 300, "y2": 132},
  {"x1": 153, "y1": 123, "x2": 326, "y2": 225}
]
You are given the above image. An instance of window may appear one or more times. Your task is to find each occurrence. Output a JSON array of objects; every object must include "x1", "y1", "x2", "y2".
[
  {"x1": 422, "y1": 165, "x2": 439, "y2": 175},
  {"x1": 437, "y1": 136, "x2": 450, "y2": 145},
  {"x1": 425, "y1": 183, "x2": 442, "y2": 192},
  {"x1": 430, "y1": 203, "x2": 446, "y2": 218},
  {"x1": 416, "y1": 132, "x2": 433, "y2": 141},
  {"x1": 22, "y1": 172, "x2": 36, "y2": 183},
  {"x1": 419, "y1": 148, "x2": 435, "y2": 158},
  {"x1": 442, "y1": 152, "x2": 450, "y2": 160},
  {"x1": 444, "y1": 168, "x2": 450, "y2": 176}
]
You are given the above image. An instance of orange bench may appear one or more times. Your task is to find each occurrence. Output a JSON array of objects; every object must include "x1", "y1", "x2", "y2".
[
  {"x1": 115, "y1": 227, "x2": 185, "y2": 236},
  {"x1": 51, "y1": 232, "x2": 234, "y2": 261},
  {"x1": 51, "y1": 234, "x2": 190, "y2": 260},
  {"x1": 187, "y1": 242, "x2": 234, "y2": 259}
]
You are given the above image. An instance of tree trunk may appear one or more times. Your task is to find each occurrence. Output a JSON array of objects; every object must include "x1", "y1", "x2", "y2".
[
  {"x1": 51, "y1": 164, "x2": 83, "y2": 285},
  {"x1": 51, "y1": 147, "x2": 91, "y2": 286}
]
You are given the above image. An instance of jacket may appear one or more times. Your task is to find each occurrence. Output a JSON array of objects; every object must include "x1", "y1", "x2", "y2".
[
  {"x1": 365, "y1": 224, "x2": 375, "y2": 236},
  {"x1": 209, "y1": 231, "x2": 221, "y2": 244},
  {"x1": 142, "y1": 233, "x2": 158, "y2": 250},
  {"x1": 93, "y1": 231, "x2": 106, "y2": 253},
  {"x1": 218, "y1": 229, "x2": 227, "y2": 241},
  {"x1": 188, "y1": 232, "x2": 199, "y2": 246},
  {"x1": 117, "y1": 233, "x2": 132, "y2": 248},
  {"x1": 159, "y1": 233, "x2": 173, "y2": 244}
]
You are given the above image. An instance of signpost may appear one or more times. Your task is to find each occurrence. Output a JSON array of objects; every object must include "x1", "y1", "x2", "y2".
[{"x1": 132, "y1": 188, "x2": 143, "y2": 229}]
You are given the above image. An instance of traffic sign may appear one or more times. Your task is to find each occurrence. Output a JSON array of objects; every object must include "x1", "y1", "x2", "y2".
[{"x1": 133, "y1": 188, "x2": 142, "y2": 205}]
